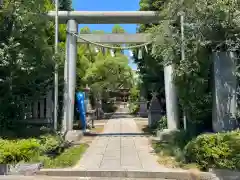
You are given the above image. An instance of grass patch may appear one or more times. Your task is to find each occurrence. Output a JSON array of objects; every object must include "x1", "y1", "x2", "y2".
[
  {"x1": 152, "y1": 140, "x2": 199, "y2": 170},
  {"x1": 32, "y1": 144, "x2": 89, "y2": 168},
  {"x1": 151, "y1": 130, "x2": 199, "y2": 170}
]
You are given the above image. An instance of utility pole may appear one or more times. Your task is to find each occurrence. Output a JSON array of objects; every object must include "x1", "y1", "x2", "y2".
[
  {"x1": 180, "y1": 13, "x2": 187, "y2": 130},
  {"x1": 54, "y1": 0, "x2": 59, "y2": 131}
]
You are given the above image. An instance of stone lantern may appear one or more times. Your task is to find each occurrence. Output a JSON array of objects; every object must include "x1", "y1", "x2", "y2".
[
  {"x1": 83, "y1": 85, "x2": 91, "y2": 111},
  {"x1": 148, "y1": 93, "x2": 162, "y2": 127},
  {"x1": 83, "y1": 85, "x2": 95, "y2": 128}
]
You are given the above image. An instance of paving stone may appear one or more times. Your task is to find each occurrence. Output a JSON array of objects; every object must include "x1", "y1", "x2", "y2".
[
  {"x1": 75, "y1": 118, "x2": 163, "y2": 171},
  {"x1": 0, "y1": 176, "x2": 173, "y2": 180},
  {"x1": 104, "y1": 154, "x2": 121, "y2": 158},
  {"x1": 100, "y1": 160, "x2": 121, "y2": 169}
]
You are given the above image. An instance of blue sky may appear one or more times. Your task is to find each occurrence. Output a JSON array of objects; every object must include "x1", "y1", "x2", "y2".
[{"x1": 72, "y1": 0, "x2": 140, "y2": 70}]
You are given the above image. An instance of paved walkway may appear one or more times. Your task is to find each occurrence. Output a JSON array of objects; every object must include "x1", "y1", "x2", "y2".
[{"x1": 74, "y1": 118, "x2": 166, "y2": 171}]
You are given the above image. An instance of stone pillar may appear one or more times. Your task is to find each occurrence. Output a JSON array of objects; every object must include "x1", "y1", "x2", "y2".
[
  {"x1": 33, "y1": 101, "x2": 38, "y2": 118},
  {"x1": 62, "y1": 27, "x2": 69, "y2": 132},
  {"x1": 138, "y1": 99, "x2": 148, "y2": 117},
  {"x1": 148, "y1": 94, "x2": 162, "y2": 127},
  {"x1": 138, "y1": 87, "x2": 148, "y2": 117},
  {"x1": 40, "y1": 99, "x2": 45, "y2": 118},
  {"x1": 164, "y1": 64, "x2": 179, "y2": 130},
  {"x1": 46, "y1": 90, "x2": 53, "y2": 122},
  {"x1": 212, "y1": 52, "x2": 238, "y2": 132},
  {"x1": 96, "y1": 99, "x2": 103, "y2": 119},
  {"x1": 84, "y1": 86, "x2": 92, "y2": 112},
  {"x1": 66, "y1": 19, "x2": 78, "y2": 131},
  {"x1": 84, "y1": 87, "x2": 95, "y2": 128}
]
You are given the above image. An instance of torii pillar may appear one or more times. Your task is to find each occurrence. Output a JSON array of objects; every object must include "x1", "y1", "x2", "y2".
[
  {"x1": 164, "y1": 64, "x2": 179, "y2": 130},
  {"x1": 64, "y1": 19, "x2": 83, "y2": 141},
  {"x1": 66, "y1": 20, "x2": 78, "y2": 131}
]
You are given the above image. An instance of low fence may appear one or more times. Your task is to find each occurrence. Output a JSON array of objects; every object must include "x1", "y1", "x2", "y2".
[{"x1": 20, "y1": 91, "x2": 53, "y2": 125}]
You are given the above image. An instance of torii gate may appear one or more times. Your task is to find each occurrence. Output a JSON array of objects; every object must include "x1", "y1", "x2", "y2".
[{"x1": 47, "y1": 11, "x2": 179, "y2": 135}]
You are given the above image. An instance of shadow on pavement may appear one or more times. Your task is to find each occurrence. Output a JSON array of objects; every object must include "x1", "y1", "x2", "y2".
[{"x1": 84, "y1": 132, "x2": 149, "y2": 137}]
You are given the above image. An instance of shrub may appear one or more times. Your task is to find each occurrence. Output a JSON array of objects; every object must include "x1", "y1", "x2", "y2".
[
  {"x1": 38, "y1": 134, "x2": 62, "y2": 154},
  {"x1": 128, "y1": 85, "x2": 140, "y2": 115},
  {"x1": 0, "y1": 134, "x2": 62, "y2": 164},
  {"x1": 155, "y1": 130, "x2": 193, "y2": 159},
  {"x1": 152, "y1": 129, "x2": 197, "y2": 169},
  {"x1": 184, "y1": 130, "x2": 240, "y2": 170},
  {"x1": 129, "y1": 86, "x2": 140, "y2": 103},
  {"x1": 129, "y1": 103, "x2": 139, "y2": 114},
  {"x1": 151, "y1": 116, "x2": 168, "y2": 134},
  {"x1": 156, "y1": 116, "x2": 167, "y2": 130},
  {"x1": 0, "y1": 138, "x2": 41, "y2": 164}
]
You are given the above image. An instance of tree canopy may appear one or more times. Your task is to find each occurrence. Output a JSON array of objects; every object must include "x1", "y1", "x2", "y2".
[
  {"x1": 84, "y1": 53, "x2": 133, "y2": 94},
  {"x1": 136, "y1": 0, "x2": 240, "y2": 129},
  {"x1": 0, "y1": 0, "x2": 134, "y2": 128},
  {"x1": 77, "y1": 26, "x2": 134, "y2": 99},
  {"x1": 0, "y1": 0, "x2": 56, "y2": 127},
  {"x1": 59, "y1": 0, "x2": 72, "y2": 11}
]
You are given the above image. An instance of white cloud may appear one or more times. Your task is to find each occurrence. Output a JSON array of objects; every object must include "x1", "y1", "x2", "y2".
[
  {"x1": 129, "y1": 50, "x2": 134, "y2": 57},
  {"x1": 110, "y1": 49, "x2": 115, "y2": 57}
]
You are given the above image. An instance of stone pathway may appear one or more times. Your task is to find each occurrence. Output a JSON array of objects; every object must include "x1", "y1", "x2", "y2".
[
  {"x1": 0, "y1": 176, "x2": 173, "y2": 180},
  {"x1": 74, "y1": 118, "x2": 166, "y2": 171}
]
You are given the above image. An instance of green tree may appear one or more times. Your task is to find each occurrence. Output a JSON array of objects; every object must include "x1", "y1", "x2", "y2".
[
  {"x1": 76, "y1": 41, "x2": 92, "y2": 90},
  {"x1": 132, "y1": 1, "x2": 165, "y2": 98},
  {"x1": 112, "y1": 24, "x2": 125, "y2": 34},
  {"x1": 0, "y1": 0, "x2": 55, "y2": 128},
  {"x1": 92, "y1": 30, "x2": 108, "y2": 56},
  {"x1": 59, "y1": 0, "x2": 72, "y2": 10},
  {"x1": 83, "y1": 53, "x2": 133, "y2": 98},
  {"x1": 80, "y1": 26, "x2": 91, "y2": 34},
  {"x1": 112, "y1": 25, "x2": 125, "y2": 54},
  {"x1": 140, "y1": 0, "x2": 240, "y2": 131}
]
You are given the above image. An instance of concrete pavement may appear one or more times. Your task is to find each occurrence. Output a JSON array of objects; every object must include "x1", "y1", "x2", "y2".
[
  {"x1": 74, "y1": 118, "x2": 167, "y2": 171},
  {"x1": 0, "y1": 176, "x2": 173, "y2": 180},
  {"x1": 37, "y1": 118, "x2": 217, "y2": 179}
]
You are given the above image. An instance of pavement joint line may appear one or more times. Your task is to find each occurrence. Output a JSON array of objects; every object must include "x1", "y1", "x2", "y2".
[
  {"x1": 120, "y1": 119, "x2": 122, "y2": 168},
  {"x1": 133, "y1": 135, "x2": 144, "y2": 169},
  {"x1": 98, "y1": 120, "x2": 116, "y2": 169},
  {"x1": 98, "y1": 135, "x2": 110, "y2": 169}
]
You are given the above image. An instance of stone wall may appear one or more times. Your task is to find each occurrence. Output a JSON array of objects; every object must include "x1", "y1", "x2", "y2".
[{"x1": 212, "y1": 52, "x2": 239, "y2": 132}]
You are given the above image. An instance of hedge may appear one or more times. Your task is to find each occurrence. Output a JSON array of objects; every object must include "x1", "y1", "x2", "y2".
[
  {"x1": 0, "y1": 134, "x2": 62, "y2": 164},
  {"x1": 184, "y1": 130, "x2": 240, "y2": 170}
]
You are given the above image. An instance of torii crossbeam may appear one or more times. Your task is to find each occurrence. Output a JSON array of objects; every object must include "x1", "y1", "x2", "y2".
[
  {"x1": 47, "y1": 11, "x2": 160, "y2": 24},
  {"x1": 77, "y1": 33, "x2": 151, "y2": 44}
]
